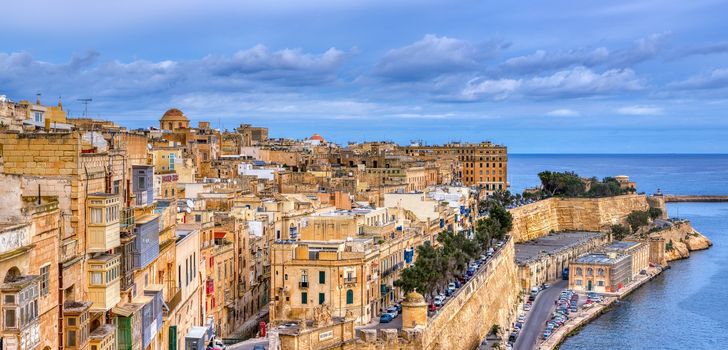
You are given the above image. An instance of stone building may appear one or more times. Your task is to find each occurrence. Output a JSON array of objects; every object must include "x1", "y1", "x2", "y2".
[{"x1": 568, "y1": 252, "x2": 632, "y2": 293}]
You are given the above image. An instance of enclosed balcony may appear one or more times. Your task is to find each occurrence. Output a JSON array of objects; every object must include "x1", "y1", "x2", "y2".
[
  {"x1": 63, "y1": 300, "x2": 91, "y2": 350},
  {"x1": 1, "y1": 272, "x2": 41, "y2": 350},
  {"x1": 132, "y1": 214, "x2": 160, "y2": 270},
  {"x1": 86, "y1": 193, "x2": 121, "y2": 253},
  {"x1": 132, "y1": 165, "x2": 154, "y2": 207},
  {"x1": 87, "y1": 254, "x2": 121, "y2": 312},
  {"x1": 89, "y1": 324, "x2": 116, "y2": 350}
]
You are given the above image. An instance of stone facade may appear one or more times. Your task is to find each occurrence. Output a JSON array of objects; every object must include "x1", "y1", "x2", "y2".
[{"x1": 509, "y1": 195, "x2": 651, "y2": 242}]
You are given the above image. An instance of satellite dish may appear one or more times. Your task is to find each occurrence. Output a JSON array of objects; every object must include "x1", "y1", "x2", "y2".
[
  {"x1": 186, "y1": 207, "x2": 192, "y2": 213},
  {"x1": 186, "y1": 199, "x2": 194, "y2": 208}
]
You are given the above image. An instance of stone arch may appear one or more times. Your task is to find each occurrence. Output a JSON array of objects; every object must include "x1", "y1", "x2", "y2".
[{"x1": 4, "y1": 266, "x2": 21, "y2": 283}]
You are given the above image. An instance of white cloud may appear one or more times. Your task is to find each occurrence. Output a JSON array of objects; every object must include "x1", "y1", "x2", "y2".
[
  {"x1": 374, "y1": 34, "x2": 506, "y2": 81},
  {"x1": 668, "y1": 68, "x2": 728, "y2": 90},
  {"x1": 616, "y1": 105, "x2": 663, "y2": 115},
  {"x1": 546, "y1": 108, "x2": 580, "y2": 117},
  {"x1": 500, "y1": 32, "x2": 670, "y2": 74},
  {"x1": 452, "y1": 66, "x2": 643, "y2": 101}
]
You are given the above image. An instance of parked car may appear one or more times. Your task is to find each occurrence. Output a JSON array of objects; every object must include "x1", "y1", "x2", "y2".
[
  {"x1": 380, "y1": 313, "x2": 395, "y2": 323},
  {"x1": 448, "y1": 282, "x2": 457, "y2": 293},
  {"x1": 429, "y1": 303, "x2": 437, "y2": 312},
  {"x1": 434, "y1": 295, "x2": 446, "y2": 306},
  {"x1": 386, "y1": 306, "x2": 399, "y2": 317},
  {"x1": 252, "y1": 345, "x2": 265, "y2": 350}
]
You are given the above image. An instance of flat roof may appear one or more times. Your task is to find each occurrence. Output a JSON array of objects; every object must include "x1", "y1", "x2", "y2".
[
  {"x1": 605, "y1": 241, "x2": 641, "y2": 250},
  {"x1": 515, "y1": 231, "x2": 605, "y2": 264},
  {"x1": 574, "y1": 253, "x2": 629, "y2": 265}
]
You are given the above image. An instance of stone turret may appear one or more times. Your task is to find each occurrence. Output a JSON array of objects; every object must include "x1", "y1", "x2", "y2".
[{"x1": 401, "y1": 291, "x2": 427, "y2": 329}]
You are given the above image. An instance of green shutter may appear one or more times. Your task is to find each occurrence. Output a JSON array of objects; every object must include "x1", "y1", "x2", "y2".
[
  {"x1": 301, "y1": 292, "x2": 308, "y2": 305},
  {"x1": 169, "y1": 325, "x2": 177, "y2": 350},
  {"x1": 346, "y1": 290, "x2": 354, "y2": 304},
  {"x1": 318, "y1": 293, "x2": 325, "y2": 304},
  {"x1": 319, "y1": 271, "x2": 325, "y2": 284}
]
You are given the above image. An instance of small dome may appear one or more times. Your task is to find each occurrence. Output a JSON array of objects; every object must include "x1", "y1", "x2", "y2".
[
  {"x1": 309, "y1": 133, "x2": 325, "y2": 141},
  {"x1": 161, "y1": 108, "x2": 189, "y2": 121},
  {"x1": 405, "y1": 291, "x2": 425, "y2": 303}
]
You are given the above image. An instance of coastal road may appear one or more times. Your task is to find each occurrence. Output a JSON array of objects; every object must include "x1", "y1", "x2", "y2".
[{"x1": 513, "y1": 280, "x2": 567, "y2": 350}]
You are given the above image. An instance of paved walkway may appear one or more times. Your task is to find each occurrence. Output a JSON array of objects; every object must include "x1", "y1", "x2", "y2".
[{"x1": 513, "y1": 280, "x2": 567, "y2": 350}]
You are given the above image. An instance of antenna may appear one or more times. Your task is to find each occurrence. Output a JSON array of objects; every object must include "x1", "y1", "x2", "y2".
[{"x1": 77, "y1": 98, "x2": 93, "y2": 117}]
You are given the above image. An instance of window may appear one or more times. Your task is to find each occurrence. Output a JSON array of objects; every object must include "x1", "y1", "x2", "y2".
[
  {"x1": 346, "y1": 289, "x2": 354, "y2": 304},
  {"x1": 575, "y1": 267, "x2": 583, "y2": 276},
  {"x1": 4, "y1": 309, "x2": 16, "y2": 328},
  {"x1": 575, "y1": 279, "x2": 582, "y2": 286},
  {"x1": 67, "y1": 330, "x2": 77, "y2": 347},
  {"x1": 34, "y1": 111, "x2": 43, "y2": 123},
  {"x1": 67, "y1": 317, "x2": 76, "y2": 326},
  {"x1": 587, "y1": 268, "x2": 593, "y2": 276},
  {"x1": 90, "y1": 208, "x2": 103, "y2": 224},
  {"x1": 40, "y1": 265, "x2": 49, "y2": 296},
  {"x1": 318, "y1": 293, "x2": 325, "y2": 305},
  {"x1": 90, "y1": 272, "x2": 102, "y2": 285},
  {"x1": 597, "y1": 268, "x2": 605, "y2": 277},
  {"x1": 138, "y1": 176, "x2": 146, "y2": 189},
  {"x1": 319, "y1": 271, "x2": 325, "y2": 284},
  {"x1": 597, "y1": 281, "x2": 605, "y2": 287},
  {"x1": 301, "y1": 292, "x2": 308, "y2": 305}
]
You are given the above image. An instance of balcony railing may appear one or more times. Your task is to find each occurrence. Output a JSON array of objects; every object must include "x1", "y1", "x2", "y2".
[
  {"x1": 164, "y1": 288, "x2": 182, "y2": 316},
  {"x1": 299, "y1": 281, "x2": 309, "y2": 288},
  {"x1": 134, "y1": 190, "x2": 149, "y2": 207},
  {"x1": 343, "y1": 277, "x2": 357, "y2": 284}
]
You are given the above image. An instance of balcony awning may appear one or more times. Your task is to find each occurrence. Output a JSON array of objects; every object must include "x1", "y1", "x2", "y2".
[
  {"x1": 112, "y1": 303, "x2": 143, "y2": 317},
  {"x1": 214, "y1": 231, "x2": 227, "y2": 239}
]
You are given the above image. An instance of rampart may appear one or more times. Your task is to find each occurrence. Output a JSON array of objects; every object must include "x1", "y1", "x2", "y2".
[{"x1": 509, "y1": 195, "x2": 652, "y2": 242}]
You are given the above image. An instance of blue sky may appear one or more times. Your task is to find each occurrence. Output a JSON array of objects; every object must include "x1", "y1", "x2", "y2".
[{"x1": 1, "y1": 0, "x2": 728, "y2": 153}]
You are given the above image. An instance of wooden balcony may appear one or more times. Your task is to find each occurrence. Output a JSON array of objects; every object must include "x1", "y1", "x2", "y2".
[
  {"x1": 88, "y1": 254, "x2": 121, "y2": 312},
  {"x1": 87, "y1": 193, "x2": 121, "y2": 252}
]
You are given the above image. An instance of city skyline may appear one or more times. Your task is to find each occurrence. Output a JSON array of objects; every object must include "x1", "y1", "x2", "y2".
[{"x1": 2, "y1": 0, "x2": 728, "y2": 153}]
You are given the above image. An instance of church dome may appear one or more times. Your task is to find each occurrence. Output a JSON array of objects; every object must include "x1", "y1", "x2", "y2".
[{"x1": 161, "y1": 108, "x2": 189, "y2": 121}]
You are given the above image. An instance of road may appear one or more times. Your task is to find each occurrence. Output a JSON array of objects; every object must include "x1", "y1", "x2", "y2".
[
  {"x1": 513, "y1": 280, "x2": 567, "y2": 350},
  {"x1": 358, "y1": 312, "x2": 403, "y2": 330}
]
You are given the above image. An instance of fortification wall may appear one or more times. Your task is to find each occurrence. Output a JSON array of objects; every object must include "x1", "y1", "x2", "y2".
[
  {"x1": 510, "y1": 195, "x2": 651, "y2": 242},
  {"x1": 421, "y1": 237, "x2": 519, "y2": 350}
]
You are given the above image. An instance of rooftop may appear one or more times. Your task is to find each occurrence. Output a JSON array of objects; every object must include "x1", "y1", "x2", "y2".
[
  {"x1": 574, "y1": 252, "x2": 629, "y2": 265},
  {"x1": 515, "y1": 231, "x2": 605, "y2": 264}
]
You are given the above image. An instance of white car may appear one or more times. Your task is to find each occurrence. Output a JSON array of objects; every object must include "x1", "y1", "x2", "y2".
[{"x1": 434, "y1": 295, "x2": 446, "y2": 306}]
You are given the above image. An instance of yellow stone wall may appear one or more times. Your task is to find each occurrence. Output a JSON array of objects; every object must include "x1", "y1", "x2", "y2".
[
  {"x1": 421, "y1": 237, "x2": 519, "y2": 350},
  {"x1": 509, "y1": 195, "x2": 651, "y2": 242}
]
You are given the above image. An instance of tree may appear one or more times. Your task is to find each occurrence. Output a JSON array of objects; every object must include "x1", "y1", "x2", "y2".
[
  {"x1": 626, "y1": 210, "x2": 650, "y2": 232},
  {"x1": 610, "y1": 224, "x2": 630, "y2": 241},
  {"x1": 489, "y1": 204, "x2": 513, "y2": 233},
  {"x1": 538, "y1": 171, "x2": 585, "y2": 197},
  {"x1": 648, "y1": 207, "x2": 663, "y2": 220}
]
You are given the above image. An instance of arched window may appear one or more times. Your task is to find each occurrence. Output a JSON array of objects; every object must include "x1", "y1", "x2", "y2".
[
  {"x1": 587, "y1": 268, "x2": 593, "y2": 276},
  {"x1": 575, "y1": 267, "x2": 582, "y2": 276},
  {"x1": 346, "y1": 289, "x2": 354, "y2": 304},
  {"x1": 597, "y1": 268, "x2": 605, "y2": 277}
]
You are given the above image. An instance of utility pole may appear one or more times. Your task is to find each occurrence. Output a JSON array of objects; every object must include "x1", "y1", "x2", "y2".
[{"x1": 77, "y1": 98, "x2": 92, "y2": 117}]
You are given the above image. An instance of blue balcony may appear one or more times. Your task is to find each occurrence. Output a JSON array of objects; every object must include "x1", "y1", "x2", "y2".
[{"x1": 133, "y1": 214, "x2": 160, "y2": 269}]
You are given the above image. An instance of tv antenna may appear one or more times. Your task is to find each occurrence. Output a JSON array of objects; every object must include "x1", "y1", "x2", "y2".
[{"x1": 77, "y1": 98, "x2": 92, "y2": 117}]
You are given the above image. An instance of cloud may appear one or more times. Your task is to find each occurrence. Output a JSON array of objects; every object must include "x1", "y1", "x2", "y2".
[
  {"x1": 674, "y1": 41, "x2": 728, "y2": 58},
  {"x1": 0, "y1": 45, "x2": 350, "y2": 107},
  {"x1": 501, "y1": 32, "x2": 670, "y2": 74},
  {"x1": 445, "y1": 66, "x2": 643, "y2": 102},
  {"x1": 547, "y1": 108, "x2": 580, "y2": 117},
  {"x1": 525, "y1": 67, "x2": 643, "y2": 97},
  {"x1": 374, "y1": 34, "x2": 506, "y2": 81},
  {"x1": 668, "y1": 68, "x2": 728, "y2": 90},
  {"x1": 616, "y1": 105, "x2": 663, "y2": 115}
]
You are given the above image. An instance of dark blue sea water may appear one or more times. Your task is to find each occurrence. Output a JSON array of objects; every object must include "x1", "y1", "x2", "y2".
[
  {"x1": 509, "y1": 154, "x2": 728, "y2": 350},
  {"x1": 508, "y1": 154, "x2": 728, "y2": 196}
]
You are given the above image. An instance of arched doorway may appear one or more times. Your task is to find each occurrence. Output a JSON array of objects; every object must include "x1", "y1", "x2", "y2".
[{"x1": 4, "y1": 266, "x2": 22, "y2": 283}]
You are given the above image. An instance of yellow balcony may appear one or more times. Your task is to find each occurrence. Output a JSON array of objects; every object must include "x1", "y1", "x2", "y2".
[
  {"x1": 87, "y1": 193, "x2": 121, "y2": 253},
  {"x1": 89, "y1": 324, "x2": 116, "y2": 350},
  {"x1": 87, "y1": 254, "x2": 121, "y2": 312}
]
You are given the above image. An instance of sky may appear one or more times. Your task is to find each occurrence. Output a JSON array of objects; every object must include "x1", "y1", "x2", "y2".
[{"x1": 1, "y1": 0, "x2": 728, "y2": 153}]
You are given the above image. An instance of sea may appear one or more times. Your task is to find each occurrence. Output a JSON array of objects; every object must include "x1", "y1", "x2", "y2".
[{"x1": 508, "y1": 154, "x2": 728, "y2": 350}]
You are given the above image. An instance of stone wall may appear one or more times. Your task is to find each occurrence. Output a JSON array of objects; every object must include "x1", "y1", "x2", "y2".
[
  {"x1": 421, "y1": 237, "x2": 519, "y2": 350},
  {"x1": 510, "y1": 195, "x2": 651, "y2": 242},
  {"x1": 650, "y1": 221, "x2": 712, "y2": 261}
]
